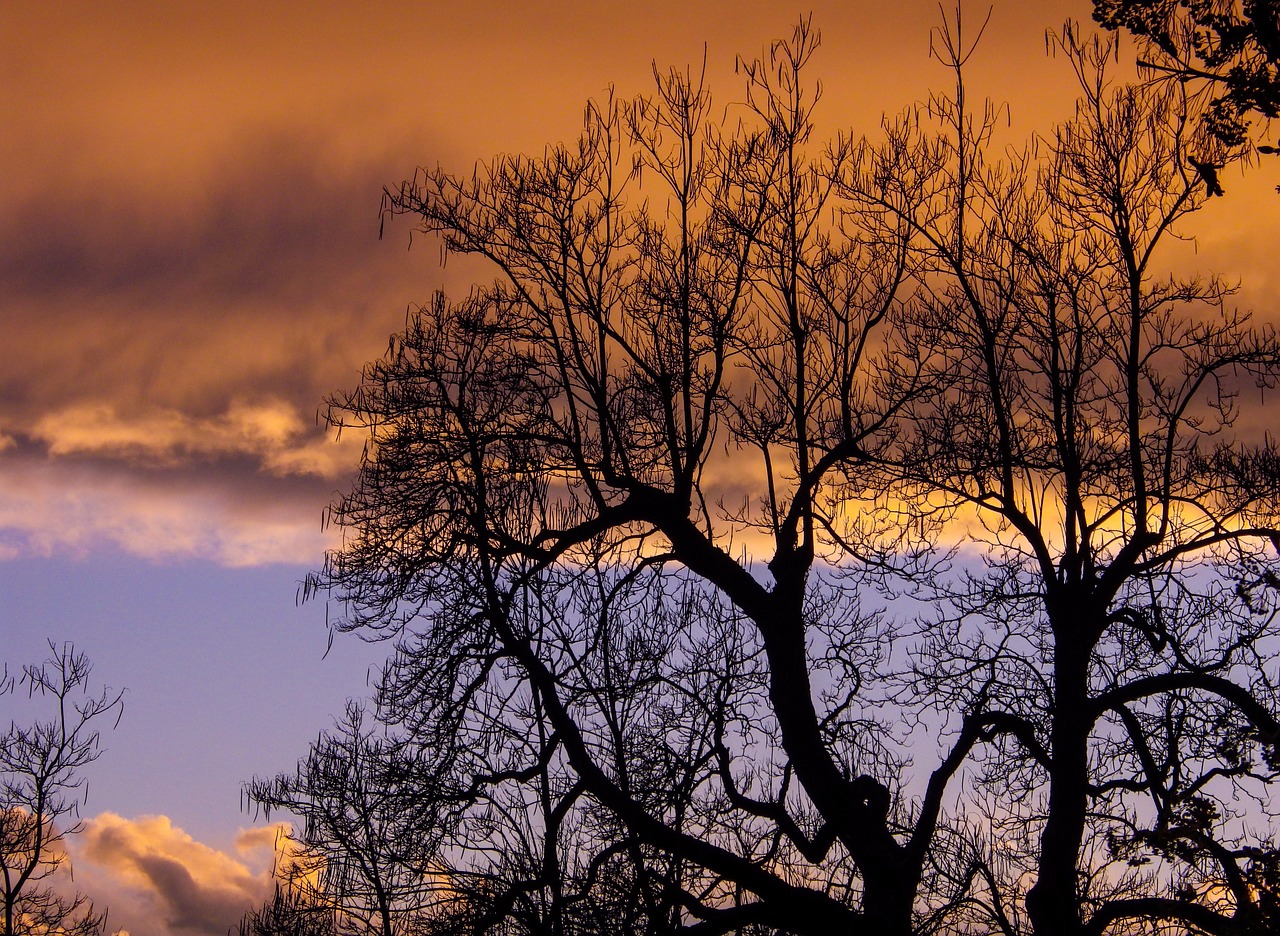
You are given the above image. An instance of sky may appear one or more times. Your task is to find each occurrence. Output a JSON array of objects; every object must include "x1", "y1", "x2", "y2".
[{"x1": 1, "y1": 2, "x2": 1277, "y2": 934}]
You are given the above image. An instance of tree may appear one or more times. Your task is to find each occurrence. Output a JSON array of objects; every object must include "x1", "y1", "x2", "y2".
[
  {"x1": 1, "y1": 643, "x2": 123, "y2": 936},
  {"x1": 1092, "y1": 0, "x2": 1280, "y2": 149},
  {"x1": 243, "y1": 684, "x2": 636, "y2": 936},
  {"x1": 848, "y1": 20, "x2": 1280, "y2": 936},
  {"x1": 237, "y1": 884, "x2": 338, "y2": 936},
  {"x1": 305, "y1": 14, "x2": 1280, "y2": 936},
  {"x1": 244, "y1": 703, "x2": 446, "y2": 936},
  {"x1": 321, "y1": 18, "x2": 977, "y2": 934}
]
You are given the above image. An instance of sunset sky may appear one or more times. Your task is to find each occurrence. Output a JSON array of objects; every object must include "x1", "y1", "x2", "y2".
[{"x1": 2, "y1": 2, "x2": 1276, "y2": 933}]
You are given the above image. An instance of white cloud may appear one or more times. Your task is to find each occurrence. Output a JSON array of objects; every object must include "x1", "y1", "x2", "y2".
[{"x1": 0, "y1": 457, "x2": 337, "y2": 566}]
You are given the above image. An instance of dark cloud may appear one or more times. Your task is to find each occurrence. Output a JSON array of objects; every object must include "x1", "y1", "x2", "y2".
[
  {"x1": 0, "y1": 123, "x2": 425, "y2": 421},
  {"x1": 134, "y1": 852, "x2": 254, "y2": 933},
  {"x1": 0, "y1": 119, "x2": 423, "y2": 564},
  {"x1": 3, "y1": 130, "x2": 395, "y2": 303}
]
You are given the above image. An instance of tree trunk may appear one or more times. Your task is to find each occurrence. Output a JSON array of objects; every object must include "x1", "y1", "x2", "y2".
[{"x1": 1026, "y1": 629, "x2": 1091, "y2": 936}]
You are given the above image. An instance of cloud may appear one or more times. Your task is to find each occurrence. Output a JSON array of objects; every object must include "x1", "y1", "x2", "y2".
[
  {"x1": 29, "y1": 400, "x2": 359, "y2": 479},
  {"x1": 0, "y1": 117, "x2": 406, "y2": 569},
  {"x1": 72, "y1": 814, "x2": 284, "y2": 936},
  {"x1": 0, "y1": 394, "x2": 368, "y2": 565},
  {"x1": 234, "y1": 824, "x2": 290, "y2": 856},
  {"x1": 0, "y1": 116, "x2": 429, "y2": 455},
  {"x1": 0, "y1": 452, "x2": 340, "y2": 566}
]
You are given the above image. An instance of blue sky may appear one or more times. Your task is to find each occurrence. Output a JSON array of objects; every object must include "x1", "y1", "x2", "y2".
[{"x1": 0, "y1": 555, "x2": 388, "y2": 846}]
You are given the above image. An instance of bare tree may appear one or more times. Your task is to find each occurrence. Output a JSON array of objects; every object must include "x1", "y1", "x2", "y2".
[
  {"x1": 310, "y1": 18, "x2": 1022, "y2": 935},
  {"x1": 846, "y1": 18, "x2": 1280, "y2": 936},
  {"x1": 300, "y1": 13, "x2": 1280, "y2": 936},
  {"x1": 1, "y1": 642, "x2": 123, "y2": 936},
  {"x1": 237, "y1": 883, "x2": 337, "y2": 936},
  {"x1": 244, "y1": 702, "x2": 447, "y2": 936}
]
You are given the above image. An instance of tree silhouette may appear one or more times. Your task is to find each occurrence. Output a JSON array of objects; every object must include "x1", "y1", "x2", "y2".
[
  {"x1": 237, "y1": 883, "x2": 337, "y2": 936},
  {"x1": 847, "y1": 21, "x2": 1280, "y2": 936},
  {"x1": 317, "y1": 19, "x2": 975, "y2": 934},
  {"x1": 244, "y1": 703, "x2": 447, "y2": 936},
  {"x1": 244, "y1": 657, "x2": 699, "y2": 935},
  {"x1": 301, "y1": 15, "x2": 1280, "y2": 935},
  {"x1": 1, "y1": 643, "x2": 122, "y2": 936},
  {"x1": 1093, "y1": 0, "x2": 1280, "y2": 148}
]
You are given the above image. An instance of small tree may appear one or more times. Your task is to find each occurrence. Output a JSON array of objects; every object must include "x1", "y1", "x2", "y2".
[
  {"x1": 1, "y1": 643, "x2": 123, "y2": 936},
  {"x1": 237, "y1": 883, "x2": 337, "y2": 936},
  {"x1": 244, "y1": 703, "x2": 446, "y2": 936}
]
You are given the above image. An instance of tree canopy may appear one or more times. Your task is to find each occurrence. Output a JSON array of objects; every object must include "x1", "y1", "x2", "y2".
[
  {"x1": 1093, "y1": 0, "x2": 1280, "y2": 147},
  {"x1": 265, "y1": 15, "x2": 1280, "y2": 936}
]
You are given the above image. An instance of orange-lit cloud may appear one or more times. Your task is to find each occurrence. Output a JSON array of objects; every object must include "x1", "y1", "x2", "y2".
[
  {"x1": 31, "y1": 400, "x2": 357, "y2": 478},
  {"x1": 71, "y1": 814, "x2": 285, "y2": 936}
]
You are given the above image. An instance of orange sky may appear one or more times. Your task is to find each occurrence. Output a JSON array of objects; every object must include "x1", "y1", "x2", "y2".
[
  {"x1": 2, "y1": 3, "x2": 1278, "y2": 933},
  {"x1": 2, "y1": 0, "x2": 1275, "y2": 564}
]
